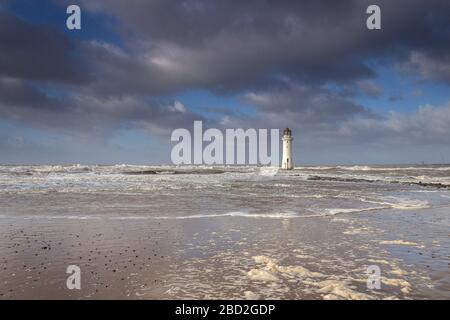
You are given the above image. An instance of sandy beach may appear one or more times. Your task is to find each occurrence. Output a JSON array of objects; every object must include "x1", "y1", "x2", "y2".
[{"x1": 0, "y1": 165, "x2": 449, "y2": 299}]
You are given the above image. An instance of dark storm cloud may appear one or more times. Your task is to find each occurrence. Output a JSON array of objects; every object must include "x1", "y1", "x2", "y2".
[
  {"x1": 243, "y1": 83, "x2": 369, "y2": 122},
  {"x1": 0, "y1": 78, "x2": 204, "y2": 136},
  {"x1": 0, "y1": 8, "x2": 204, "y2": 138},
  {"x1": 78, "y1": 0, "x2": 450, "y2": 95},
  {"x1": 0, "y1": 77, "x2": 60, "y2": 110},
  {"x1": 234, "y1": 82, "x2": 450, "y2": 150},
  {"x1": 79, "y1": 0, "x2": 373, "y2": 94},
  {"x1": 235, "y1": 81, "x2": 376, "y2": 136},
  {"x1": 3, "y1": 0, "x2": 449, "y2": 98},
  {"x1": 0, "y1": 11, "x2": 90, "y2": 84}
]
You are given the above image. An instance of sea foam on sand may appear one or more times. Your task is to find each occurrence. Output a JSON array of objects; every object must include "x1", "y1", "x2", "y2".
[
  {"x1": 250, "y1": 256, "x2": 323, "y2": 278},
  {"x1": 380, "y1": 240, "x2": 424, "y2": 247},
  {"x1": 247, "y1": 255, "x2": 379, "y2": 300},
  {"x1": 316, "y1": 280, "x2": 373, "y2": 300},
  {"x1": 246, "y1": 255, "x2": 415, "y2": 300}
]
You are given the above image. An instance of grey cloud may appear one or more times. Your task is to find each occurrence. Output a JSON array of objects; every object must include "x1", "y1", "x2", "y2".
[
  {"x1": 2, "y1": 0, "x2": 449, "y2": 98},
  {"x1": 225, "y1": 83, "x2": 450, "y2": 152},
  {"x1": 0, "y1": 11, "x2": 90, "y2": 84},
  {"x1": 356, "y1": 80, "x2": 383, "y2": 97},
  {"x1": 241, "y1": 82, "x2": 372, "y2": 130},
  {"x1": 0, "y1": 78, "x2": 205, "y2": 138},
  {"x1": 336, "y1": 102, "x2": 450, "y2": 146},
  {"x1": 0, "y1": 77, "x2": 61, "y2": 110},
  {"x1": 3, "y1": 0, "x2": 449, "y2": 97},
  {"x1": 77, "y1": 0, "x2": 450, "y2": 95},
  {"x1": 398, "y1": 51, "x2": 450, "y2": 83}
]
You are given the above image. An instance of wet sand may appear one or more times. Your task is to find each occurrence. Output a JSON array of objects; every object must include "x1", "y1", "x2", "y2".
[{"x1": 0, "y1": 207, "x2": 448, "y2": 299}]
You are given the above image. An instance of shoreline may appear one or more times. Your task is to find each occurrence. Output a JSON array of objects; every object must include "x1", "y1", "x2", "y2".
[{"x1": 0, "y1": 205, "x2": 448, "y2": 299}]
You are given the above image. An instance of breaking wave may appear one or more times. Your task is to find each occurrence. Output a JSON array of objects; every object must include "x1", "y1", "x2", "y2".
[
  {"x1": 0, "y1": 212, "x2": 300, "y2": 220},
  {"x1": 298, "y1": 165, "x2": 450, "y2": 171},
  {"x1": 306, "y1": 175, "x2": 450, "y2": 188},
  {"x1": 0, "y1": 196, "x2": 433, "y2": 221}
]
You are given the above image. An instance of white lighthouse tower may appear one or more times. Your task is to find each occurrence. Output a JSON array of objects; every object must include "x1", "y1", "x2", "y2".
[{"x1": 281, "y1": 128, "x2": 294, "y2": 170}]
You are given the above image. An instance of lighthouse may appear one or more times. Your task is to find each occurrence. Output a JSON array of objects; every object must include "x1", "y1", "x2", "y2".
[{"x1": 281, "y1": 128, "x2": 294, "y2": 170}]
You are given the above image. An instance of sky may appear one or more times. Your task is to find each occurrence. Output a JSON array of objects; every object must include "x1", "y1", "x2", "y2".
[{"x1": 0, "y1": 0, "x2": 449, "y2": 165}]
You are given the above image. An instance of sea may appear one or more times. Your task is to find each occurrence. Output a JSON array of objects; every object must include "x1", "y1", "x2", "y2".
[{"x1": 0, "y1": 164, "x2": 449, "y2": 299}]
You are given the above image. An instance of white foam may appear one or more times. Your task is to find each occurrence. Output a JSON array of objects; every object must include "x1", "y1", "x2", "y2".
[
  {"x1": 389, "y1": 268, "x2": 408, "y2": 276},
  {"x1": 152, "y1": 211, "x2": 300, "y2": 220},
  {"x1": 382, "y1": 277, "x2": 411, "y2": 292},
  {"x1": 299, "y1": 165, "x2": 450, "y2": 172},
  {"x1": 380, "y1": 240, "x2": 423, "y2": 248},
  {"x1": 324, "y1": 207, "x2": 386, "y2": 215},
  {"x1": 381, "y1": 197, "x2": 429, "y2": 210},
  {"x1": 391, "y1": 201, "x2": 429, "y2": 210},
  {"x1": 247, "y1": 269, "x2": 278, "y2": 282},
  {"x1": 316, "y1": 280, "x2": 374, "y2": 300},
  {"x1": 0, "y1": 211, "x2": 301, "y2": 221},
  {"x1": 297, "y1": 166, "x2": 335, "y2": 170},
  {"x1": 243, "y1": 291, "x2": 261, "y2": 300},
  {"x1": 251, "y1": 255, "x2": 323, "y2": 278},
  {"x1": 343, "y1": 227, "x2": 371, "y2": 235},
  {"x1": 360, "y1": 196, "x2": 430, "y2": 210},
  {"x1": 248, "y1": 254, "x2": 387, "y2": 300},
  {"x1": 368, "y1": 259, "x2": 390, "y2": 265},
  {"x1": 337, "y1": 165, "x2": 373, "y2": 171},
  {"x1": 258, "y1": 167, "x2": 279, "y2": 176}
]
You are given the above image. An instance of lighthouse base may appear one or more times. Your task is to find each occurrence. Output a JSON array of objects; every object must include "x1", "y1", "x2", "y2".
[{"x1": 281, "y1": 159, "x2": 293, "y2": 170}]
